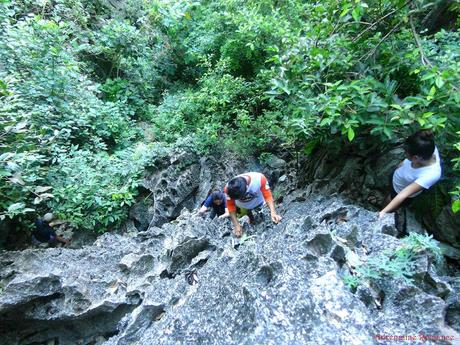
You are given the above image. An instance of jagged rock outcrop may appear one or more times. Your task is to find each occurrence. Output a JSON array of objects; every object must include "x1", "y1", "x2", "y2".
[
  {"x1": 296, "y1": 144, "x2": 460, "y2": 249},
  {"x1": 127, "y1": 151, "x2": 261, "y2": 232},
  {"x1": 141, "y1": 150, "x2": 201, "y2": 227},
  {"x1": 0, "y1": 193, "x2": 458, "y2": 345}
]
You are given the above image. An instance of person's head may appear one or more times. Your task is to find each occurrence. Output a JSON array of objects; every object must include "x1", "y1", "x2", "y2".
[
  {"x1": 227, "y1": 177, "x2": 247, "y2": 200},
  {"x1": 211, "y1": 190, "x2": 224, "y2": 206},
  {"x1": 404, "y1": 129, "x2": 435, "y2": 161},
  {"x1": 43, "y1": 213, "x2": 54, "y2": 223}
]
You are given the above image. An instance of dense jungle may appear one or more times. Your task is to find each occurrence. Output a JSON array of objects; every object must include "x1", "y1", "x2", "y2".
[{"x1": 1, "y1": 1, "x2": 460, "y2": 344}]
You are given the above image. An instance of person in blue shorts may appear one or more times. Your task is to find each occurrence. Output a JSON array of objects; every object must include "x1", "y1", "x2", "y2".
[{"x1": 198, "y1": 190, "x2": 230, "y2": 220}]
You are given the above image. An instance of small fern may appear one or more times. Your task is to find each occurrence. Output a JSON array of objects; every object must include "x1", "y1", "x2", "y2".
[
  {"x1": 343, "y1": 273, "x2": 360, "y2": 289},
  {"x1": 343, "y1": 234, "x2": 442, "y2": 289},
  {"x1": 401, "y1": 233, "x2": 443, "y2": 263}
]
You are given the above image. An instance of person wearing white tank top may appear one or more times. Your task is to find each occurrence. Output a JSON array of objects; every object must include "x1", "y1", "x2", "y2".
[{"x1": 379, "y1": 130, "x2": 442, "y2": 219}]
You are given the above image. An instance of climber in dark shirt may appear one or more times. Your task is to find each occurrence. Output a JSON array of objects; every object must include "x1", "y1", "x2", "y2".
[
  {"x1": 198, "y1": 190, "x2": 230, "y2": 219},
  {"x1": 32, "y1": 213, "x2": 68, "y2": 245}
]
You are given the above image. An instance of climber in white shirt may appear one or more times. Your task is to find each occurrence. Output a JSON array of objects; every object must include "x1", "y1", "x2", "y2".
[{"x1": 379, "y1": 129, "x2": 442, "y2": 219}]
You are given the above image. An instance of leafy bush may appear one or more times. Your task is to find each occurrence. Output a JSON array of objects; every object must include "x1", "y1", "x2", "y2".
[
  {"x1": 153, "y1": 0, "x2": 459, "y2": 203},
  {"x1": 0, "y1": 1, "x2": 165, "y2": 231},
  {"x1": 1, "y1": 0, "x2": 460, "y2": 236},
  {"x1": 343, "y1": 233, "x2": 443, "y2": 289},
  {"x1": 151, "y1": 61, "x2": 269, "y2": 153},
  {"x1": 47, "y1": 144, "x2": 153, "y2": 232},
  {"x1": 261, "y1": 1, "x2": 460, "y2": 210}
]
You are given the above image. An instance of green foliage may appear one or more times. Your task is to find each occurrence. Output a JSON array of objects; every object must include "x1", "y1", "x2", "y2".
[
  {"x1": 0, "y1": 0, "x2": 165, "y2": 232},
  {"x1": 151, "y1": 61, "x2": 272, "y2": 153},
  {"x1": 411, "y1": 184, "x2": 451, "y2": 228},
  {"x1": 451, "y1": 130, "x2": 460, "y2": 212},
  {"x1": 1, "y1": 0, "x2": 460, "y2": 234},
  {"x1": 401, "y1": 232, "x2": 443, "y2": 263},
  {"x1": 47, "y1": 144, "x2": 152, "y2": 232},
  {"x1": 359, "y1": 246, "x2": 416, "y2": 283},
  {"x1": 343, "y1": 272, "x2": 360, "y2": 289},
  {"x1": 151, "y1": 0, "x2": 460, "y2": 204},
  {"x1": 344, "y1": 233, "x2": 443, "y2": 288},
  {"x1": 84, "y1": 17, "x2": 173, "y2": 117}
]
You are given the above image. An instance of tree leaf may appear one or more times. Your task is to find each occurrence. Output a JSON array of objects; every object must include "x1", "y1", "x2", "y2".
[
  {"x1": 39, "y1": 193, "x2": 54, "y2": 199},
  {"x1": 435, "y1": 76, "x2": 445, "y2": 89},
  {"x1": 7, "y1": 202, "x2": 25, "y2": 213},
  {"x1": 452, "y1": 200, "x2": 460, "y2": 213},
  {"x1": 347, "y1": 127, "x2": 355, "y2": 141},
  {"x1": 383, "y1": 126, "x2": 393, "y2": 139},
  {"x1": 35, "y1": 186, "x2": 53, "y2": 193},
  {"x1": 351, "y1": 8, "x2": 361, "y2": 21},
  {"x1": 320, "y1": 118, "x2": 332, "y2": 126},
  {"x1": 8, "y1": 174, "x2": 25, "y2": 185}
]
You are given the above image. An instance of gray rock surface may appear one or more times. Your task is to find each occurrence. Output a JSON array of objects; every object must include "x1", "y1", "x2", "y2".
[
  {"x1": 127, "y1": 151, "x2": 253, "y2": 231},
  {"x1": 142, "y1": 150, "x2": 201, "y2": 227},
  {"x1": 435, "y1": 205, "x2": 460, "y2": 247},
  {"x1": 297, "y1": 144, "x2": 460, "y2": 249},
  {"x1": 0, "y1": 195, "x2": 458, "y2": 345}
]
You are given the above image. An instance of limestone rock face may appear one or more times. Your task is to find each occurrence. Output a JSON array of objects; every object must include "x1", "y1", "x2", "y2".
[
  {"x1": 129, "y1": 151, "x2": 252, "y2": 231},
  {"x1": 296, "y1": 145, "x2": 460, "y2": 249},
  {"x1": 142, "y1": 150, "x2": 201, "y2": 227},
  {"x1": 0, "y1": 195, "x2": 458, "y2": 345},
  {"x1": 435, "y1": 205, "x2": 460, "y2": 246}
]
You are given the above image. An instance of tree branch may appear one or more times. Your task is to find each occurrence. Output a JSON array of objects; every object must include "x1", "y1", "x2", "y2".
[
  {"x1": 353, "y1": 0, "x2": 411, "y2": 42},
  {"x1": 409, "y1": 15, "x2": 433, "y2": 67},
  {"x1": 329, "y1": 21, "x2": 373, "y2": 38},
  {"x1": 359, "y1": 21, "x2": 404, "y2": 62}
]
